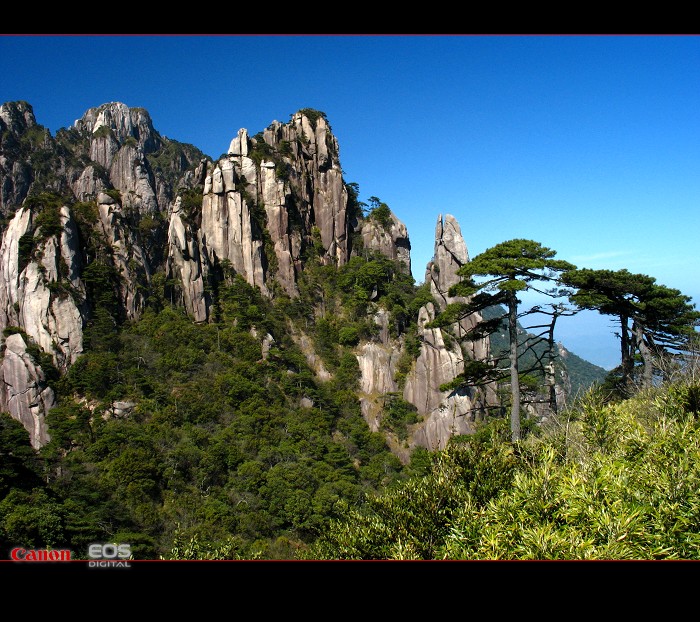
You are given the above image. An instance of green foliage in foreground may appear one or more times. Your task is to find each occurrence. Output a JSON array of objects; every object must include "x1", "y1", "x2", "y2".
[{"x1": 303, "y1": 375, "x2": 700, "y2": 560}]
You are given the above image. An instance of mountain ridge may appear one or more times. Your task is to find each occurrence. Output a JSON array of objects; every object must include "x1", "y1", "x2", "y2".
[{"x1": 0, "y1": 99, "x2": 606, "y2": 453}]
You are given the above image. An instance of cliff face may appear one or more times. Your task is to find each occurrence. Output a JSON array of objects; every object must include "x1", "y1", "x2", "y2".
[
  {"x1": 0, "y1": 100, "x2": 569, "y2": 453},
  {"x1": 166, "y1": 111, "x2": 356, "y2": 320},
  {"x1": 356, "y1": 214, "x2": 497, "y2": 453}
]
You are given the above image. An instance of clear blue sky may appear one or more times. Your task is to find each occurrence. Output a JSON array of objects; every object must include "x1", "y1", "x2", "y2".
[{"x1": 2, "y1": 34, "x2": 699, "y2": 370}]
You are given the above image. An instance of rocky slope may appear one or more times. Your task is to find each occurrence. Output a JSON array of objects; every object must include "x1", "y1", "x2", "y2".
[{"x1": 0, "y1": 100, "x2": 602, "y2": 451}]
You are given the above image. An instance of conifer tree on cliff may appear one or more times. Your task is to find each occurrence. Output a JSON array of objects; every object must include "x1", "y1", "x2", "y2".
[
  {"x1": 562, "y1": 268, "x2": 700, "y2": 394},
  {"x1": 431, "y1": 239, "x2": 575, "y2": 443}
]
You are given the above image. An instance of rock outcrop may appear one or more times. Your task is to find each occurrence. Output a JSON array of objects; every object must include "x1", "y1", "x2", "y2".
[
  {"x1": 359, "y1": 211, "x2": 411, "y2": 274},
  {"x1": 94, "y1": 191, "x2": 151, "y2": 321},
  {"x1": 356, "y1": 309, "x2": 402, "y2": 432},
  {"x1": 1, "y1": 100, "x2": 496, "y2": 453},
  {"x1": 200, "y1": 157, "x2": 269, "y2": 295},
  {"x1": 166, "y1": 195, "x2": 211, "y2": 323},
  {"x1": 168, "y1": 110, "x2": 358, "y2": 316},
  {"x1": 425, "y1": 214, "x2": 489, "y2": 361},
  {"x1": 77, "y1": 102, "x2": 161, "y2": 213},
  {"x1": 354, "y1": 214, "x2": 498, "y2": 453},
  {"x1": 0, "y1": 101, "x2": 203, "y2": 446},
  {"x1": 0, "y1": 332, "x2": 55, "y2": 449},
  {"x1": 402, "y1": 214, "x2": 495, "y2": 450},
  {"x1": 264, "y1": 112, "x2": 349, "y2": 269},
  {"x1": 0, "y1": 102, "x2": 366, "y2": 447},
  {"x1": 0, "y1": 205, "x2": 86, "y2": 371},
  {"x1": 0, "y1": 101, "x2": 36, "y2": 213}
]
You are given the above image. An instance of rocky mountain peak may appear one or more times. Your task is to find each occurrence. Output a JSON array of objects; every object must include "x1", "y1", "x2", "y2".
[
  {"x1": 401, "y1": 213, "x2": 495, "y2": 450},
  {"x1": 0, "y1": 100, "x2": 37, "y2": 136},
  {"x1": 75, "y1": 101, "x2": 161, "y2": 153},
  {"x1": 0, "y1": 100, "x2": 597, "y2": 454},
  {"x1": 426, "y1": 213, "x2": 470, "y2": 307}
]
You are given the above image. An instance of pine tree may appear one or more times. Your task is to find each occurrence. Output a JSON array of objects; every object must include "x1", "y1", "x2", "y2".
[
  {"x1": 563, "y1": 268, "x2": 700, "y2": 393},
  {"x1": 436, "y1": 239, "x2": 575, "y2": 442}
]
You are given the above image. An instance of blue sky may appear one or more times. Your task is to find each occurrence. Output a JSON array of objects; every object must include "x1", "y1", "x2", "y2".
[{"x1": 2, "y1": 34, "x2": 699, "y2": 370}]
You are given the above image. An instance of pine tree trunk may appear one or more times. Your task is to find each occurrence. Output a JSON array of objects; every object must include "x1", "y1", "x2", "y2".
[
  {"x1": 547, "y1": 310, "x2": 558, "y2": 415},
  {"x1": 508, "y1": 295, "x2": 521, "y2": 442},
  {"x1": 620, "y1": 314, "x2": 634, "y2": 395},
  {"x1": 634, "y1": 321, "x2": 654, "y2": 389}
]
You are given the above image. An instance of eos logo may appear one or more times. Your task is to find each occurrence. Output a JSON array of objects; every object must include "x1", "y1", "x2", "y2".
[{"x1": 88, "y1": 543, "x2": 131, "y2": 560}]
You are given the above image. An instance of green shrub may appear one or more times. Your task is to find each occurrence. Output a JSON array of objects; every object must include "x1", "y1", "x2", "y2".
[
  {"x1": 338, "y1": 326, "x2": 360, "y2": 346},
  {"x1": 369, "y1": 203, "x2": 392, "y2": 230}
]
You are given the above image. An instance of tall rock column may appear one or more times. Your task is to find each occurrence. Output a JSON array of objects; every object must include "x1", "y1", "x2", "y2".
[
  {"x1": 426, "y1": 214, "x2": 489, "y2": 361},
  {"x1": 289, "y1": 113, "x2": 349, "y2": 266},
  {"x1": 200, "y1": 155, "x2": 268, "y2": 295},
  {"x1": 260, "y1": 160, "x2": 297, "y2": 296},
  {"x1": 262, "y1": 112, "x2": 351, "y2": 278},
  {"x1": 94, "y1": 192, "x2": 151, "y2": 320},
  {"x1": 79, "y1": 102, "x2": 161, "y2": 215},
  {"x1": 166, "y1": 195, "x2": 210, "y2": 323},
  {"x1": 195, "y1": 112, "x2": 355, "y2": 299},
  {"x1": 0, "y1": 205, "x2": 86, "y2": 371},
  {"x1": 403, "y1": 214, "x2": 495, "y2": 450},
  {"x1": 355, "y1": 309, "x2": 402, "y2": 433}
]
